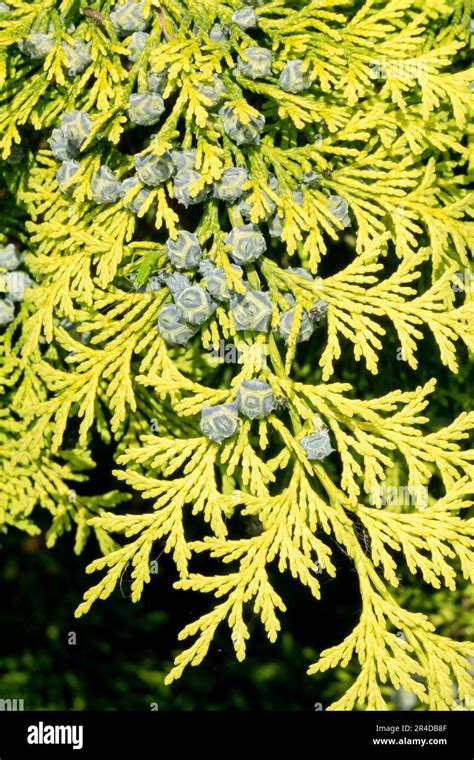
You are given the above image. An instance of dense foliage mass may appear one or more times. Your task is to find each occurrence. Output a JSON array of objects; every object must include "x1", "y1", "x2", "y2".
[{"x1": 0, "y1": 0, "x2": 473, "y2": 709}]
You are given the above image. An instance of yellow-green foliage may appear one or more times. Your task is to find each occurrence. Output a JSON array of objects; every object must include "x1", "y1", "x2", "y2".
[{"x1": 0, "y1": 0, "x2": 473, "y2": 709}]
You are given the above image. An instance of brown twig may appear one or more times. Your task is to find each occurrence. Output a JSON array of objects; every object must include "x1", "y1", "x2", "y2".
[{"x1": 155, "y1": 5, "x2": 176, "y2": 41}]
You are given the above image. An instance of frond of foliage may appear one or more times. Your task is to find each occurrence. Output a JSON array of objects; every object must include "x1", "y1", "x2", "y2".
[{"x1": 0, "y1": 0, "x2": 472, "y2": 710}]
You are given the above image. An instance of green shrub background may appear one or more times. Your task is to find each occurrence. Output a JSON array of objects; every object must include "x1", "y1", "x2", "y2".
[{"x1": 0, "y1": 0, "x2": 472, "y2": 710}]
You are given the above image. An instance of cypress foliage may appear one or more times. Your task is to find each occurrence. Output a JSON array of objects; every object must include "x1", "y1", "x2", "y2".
[{"x1": 0, "y1": 0, "x2": 473, "y2": 709}]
